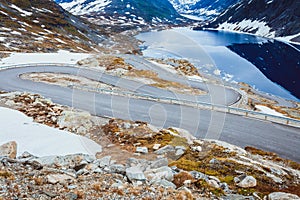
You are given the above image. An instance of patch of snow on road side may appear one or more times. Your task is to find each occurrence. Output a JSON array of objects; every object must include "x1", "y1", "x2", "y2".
[
  {"x1": 218, "y1": 19, "x2": 276, "y2": 38},
  {"x1": 0, "y1": 107, "x2": 102, "y2": 157},
  {"x1": 0, "y1": 50, "x2": 91, "y2": 66},
  {"x1": 149, "y1": 60, "x2": 178, "y2": 74},
  {"x1": 255, "y1": 105, "x2": 285, "y2": 117}
]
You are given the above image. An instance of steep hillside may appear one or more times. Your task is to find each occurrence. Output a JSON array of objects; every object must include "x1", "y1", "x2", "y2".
[
  {"x1": 202, "y1": 0, "x2": 300, "y2": 41},
  {"x1": 190, "y1": 0, "x2": 239, "y2": 18},
  {"x1": 56, "y1": 0, "x2": 185, "y2": 30},
  {"x1": 169, "y1": 0, "x2": 240, "y2": 19},
  {"x1": 0, "y1": 0, "x2": 108, "y2": 52}
]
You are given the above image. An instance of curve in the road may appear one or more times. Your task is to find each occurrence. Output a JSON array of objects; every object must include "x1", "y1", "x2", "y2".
[{"x1": 0, "y1": 65, "x2": 299, "y2": 162}]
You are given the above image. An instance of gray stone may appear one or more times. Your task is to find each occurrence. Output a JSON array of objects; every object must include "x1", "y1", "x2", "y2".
[
  {"x1": 151, "y1": 179, "x2": 176, "y2": 189},
  {"x1": 46, "y1": 174, "x2": 74, "y2": 184},
  {"x1": 175, "y1": 149, "x2": 185, "y2": 157},
  {"x1": 145, "y1": 166, "x2": 174, "y2": 182},
  {"x1": 209, "y1": 176, "x2": 221, "y2": 183},
  {"x1": 136, "y1": 147, "x2": 148, "y2": 154},
  {"x1": 66, "y1": 192, "x2": 78, "y2": 200},
  {"x1": 122, "y1": 122, "x2": 131, "y2": 129},
  {"x1": 94, "y1": 156, "x2": 111, "y2": 168},
  {"x1": 209, "y1": 158, "x2": 220, "y2": 165},
  {"x1": 0, "y1": 141, "x2": 17, "y2": 159},
  {"x1": 35, "y1": 154, "x2": 95, "y2": 168},
  {"x1": 154, "y1": 145, "x2": 175, "y2": 155},
  {"x1": 150, "y1": 158, "x2": 168, "y2": 169},
  {"x1": 191, "y1": 146, "x2": 202, "y2": 152},
  {"x1": 111, "y1": 182, "x2": 125, "y2": 189},
  {"x1": 126, "y1": 158, "x2": 150, "y2": 171},
  {"x1": 189, "y1": 171, "x2": 208, "y2": 180},
  {"x1": 109, "y1": 164, "x2": 126, "y2": 174},
  {"x1": 175, "y1": 146, "x2": 186, "y2": 151},
  {"x1": 268, "y1": 192, "x2": 300, "y2": 200},
  {"x1": 126, "y1": 166, "x2": 146, "y2": 182},
  {"x1": 153, "y1": 144, "x2": 161, "y2": 150},
  {"x1": 237, "y1": 176, "x2": 257, "y2": 188},
  {"x1": 221, "y1": 194, "x2": 255, "y2": 200},
  {"x1": 220, "y1": 182, "x2": 231, "y2": 194},
  {"x1": 234, "y1": 174, "x2": 246, "y2": 183},
  {"x1": 207, "y1": 179, "x2": 220, "y2": 188},
  {"x1": 76, "y1": 168, "x2": 89, "y2": 175}
]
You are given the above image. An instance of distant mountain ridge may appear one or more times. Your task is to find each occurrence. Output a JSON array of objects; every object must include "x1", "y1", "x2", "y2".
[
  {"x1": 202, "y1": 0, "x2": 300, "y2": 41},
  {"x1": 169, "y1": 0, "x2": 240, "y2": 19},
  {"x1": 55, "y1": 0, "x2": 183, "y2": 25}
]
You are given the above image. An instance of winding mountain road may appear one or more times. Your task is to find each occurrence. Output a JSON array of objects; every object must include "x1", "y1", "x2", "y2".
[{"x1": 0, "y1": 63, "x2": 299, "y2": 162}]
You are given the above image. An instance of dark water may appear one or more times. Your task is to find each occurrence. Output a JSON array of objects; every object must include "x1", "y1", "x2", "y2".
[{"x1": 137, "y1": 28, "x2": 300, "y2": 101}]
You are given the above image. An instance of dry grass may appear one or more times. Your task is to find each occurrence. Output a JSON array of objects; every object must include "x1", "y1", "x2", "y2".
[{"x1": 127, "y1": 69, "x2": 205, "y2": 95}]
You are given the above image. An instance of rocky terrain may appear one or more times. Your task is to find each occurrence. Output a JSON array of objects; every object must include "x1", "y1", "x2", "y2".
[
  {"x1": 0, "y1": 91, "x2": 300, "y2": 199},
  {"x1": 200, "y1": 0, "x2": 300, "y2": 41}
]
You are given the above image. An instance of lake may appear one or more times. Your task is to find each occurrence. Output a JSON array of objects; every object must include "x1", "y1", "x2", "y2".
[{"x1": 136, "y1": 28, "x2": 300, "y2": 101}]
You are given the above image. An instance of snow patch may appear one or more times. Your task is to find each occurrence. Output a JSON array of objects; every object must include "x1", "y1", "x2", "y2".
[
  {"x1": 0, "y1": 107, "x2": 102, "y2": 157},
  {"x1": 255, "y1": 105, "x2": 285, "y2": 117},
  {"x1": 0, "y1": 50, "x2": 91, "y2": 66},
  {"x1": 60, "y1": 0, "x2": 111, "y2": 15},
  {"x1": 218, "y1": 19, "x2": 276, "y2": 38},
  {"x1": 10, "y1": 4, "x2": 32, "y2": 16}
]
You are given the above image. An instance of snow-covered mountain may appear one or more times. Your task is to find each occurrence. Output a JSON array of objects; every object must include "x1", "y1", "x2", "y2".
[
  {"x1": 0, "y1": 0, "x2": 108, "y2": 52},
  {"x1": 168, "y1": 0, "x2": 240, "y2": 19},
  {"x1": 202, "y1": 0, "x2": 300, "y2": 42},
  {"x1": 55, "y1": 0, "x2": 183, "y2": 27}
]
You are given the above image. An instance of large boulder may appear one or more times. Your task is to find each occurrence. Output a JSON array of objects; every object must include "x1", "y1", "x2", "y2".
[
  {"x1": 0, "y1": 141, "x2": 17, "y2": 159},
  {"x1": 57, "y1": 111, "x2": 93, "y2": 135},
  {"x1": 268, "y1": 192, "x2": 300, "y2": 200},
  {"x1": 126, "y1": 166, "x2": 146, "y2": 182},
  {"x1": 236, "y1": 175, "x2": 257, "y2": 188}
]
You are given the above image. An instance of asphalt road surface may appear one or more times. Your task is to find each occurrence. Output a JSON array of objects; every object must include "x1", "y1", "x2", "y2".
[{"x1": 0, "y1": 65, "x2": 299, "y2": 162}]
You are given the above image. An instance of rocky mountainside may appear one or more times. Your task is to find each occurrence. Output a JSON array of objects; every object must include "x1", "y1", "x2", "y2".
[
  {"x1": 55, "y1": 0, "x2": 186, "y2": 30},
  {"x1": 169, "y1": 0, "x2": 240, "y2": 19},
  {"x1": 0, "y1": 91, "x2": 300, "y2": 199},
  {"x1": 0, "y1": 0, "x2": 112, "y2": 52},
  {"x1": 201, "y1": 0, "x2": 300, "y2": 41}
]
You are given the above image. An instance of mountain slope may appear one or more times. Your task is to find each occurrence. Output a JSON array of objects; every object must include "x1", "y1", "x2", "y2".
[
  {"x1": 0, "y1": 0, "x2": 108, "y2": 52},
  {"x1": 56, "y1": 0, "x2": 183, "y2": 27},
  {"x1": 203, "y1": 0, "x2": 300, "y2": 41},
  {"x1": 169, "y1": 0, "x2": 240, "y2": 19}
]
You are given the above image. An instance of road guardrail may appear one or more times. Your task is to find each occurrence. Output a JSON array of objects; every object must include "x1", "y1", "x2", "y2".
[{"x1": 1, "y1": 63, "x2": 300, "y2": 128}]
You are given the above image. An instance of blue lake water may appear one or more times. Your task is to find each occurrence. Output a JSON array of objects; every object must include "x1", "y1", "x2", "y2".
[{"x1": 136, "y1": 28, "x2": 300, "y2": 101}]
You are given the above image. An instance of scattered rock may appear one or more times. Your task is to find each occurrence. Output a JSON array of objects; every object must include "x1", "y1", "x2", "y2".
[
  {"x1": 155, "y1": 145, "x2": 175, "y2": 155},
  {"x1": 221, "y1": 194, "x2": 255, "y2": 200},
  {"x1": 151, "y1": 179, "x2": 176, "y2": 189},
  {"x1": 150, "y1": 158, "x2": 168, "y2": 169},
  {"x1": 126, "y1": 166, "x2": 146, "y2": 182},
  {"x1": 46, "y1": 174, "x2": 74, "y2": 184},
  {"x1": 109, "y1": 164, "x2": 126, "y2": 174},
  {"x1": 94, "y1": 156, "x2": 111, "y2": 168},
  {"x1": 57, "y1": 111, "x2": 93, "y2": 135},
  {"x1": 136, "y1": 147, "x2": 148, "y2": 154},
  {"x1": 145, "y1": 166, "x2": 174, "y2": 182},
  {"x1": 0, "y1": 141, "x2": 17, "y2": 159},
  {"x1": 189, "y1": 171, "x2": 208, "y2": 180},
  {"x1": 236, "y1": 175, "x2": 257, "y2": 188},
  {"x1": 191, "y1": 146, "x2": 202, "y2": 152},
  {"x1": 153, "y1": 144, "x2": 161, "y2": 150},
  {"x1": 268, "y1": 192, "x2": 300, "y2": 200},
  {"x1": 207, "y1": 179, "x2": 220, "y2": 188}
]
